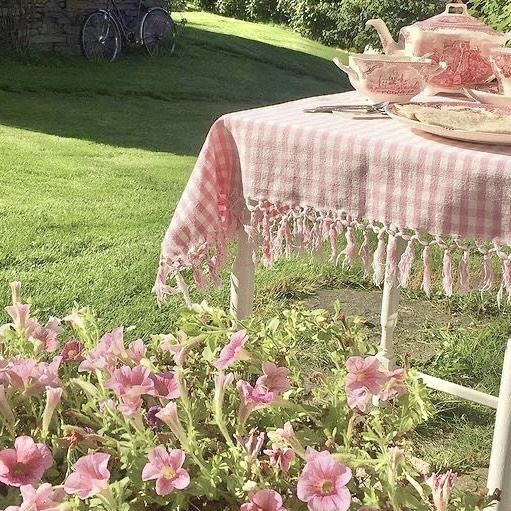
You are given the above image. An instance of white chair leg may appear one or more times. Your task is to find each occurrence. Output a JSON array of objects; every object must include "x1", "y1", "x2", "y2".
[
  {"x1": 487, "y1": 339, "x2": 511, "y2": 509},
  {"x1": 378, "y1": 238, "x2": 406, "y2": 370},
  {"x1": 229, "y1": 228, "x2": 256, "y2": 320}
]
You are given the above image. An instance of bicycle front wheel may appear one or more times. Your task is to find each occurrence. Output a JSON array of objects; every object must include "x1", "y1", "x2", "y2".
[
  {"x1": 141, "y1": 8, "x2": 176, "y2": 57},
  {"x1": 81, "y1": 10, "x2": 121, "y2": 63}
]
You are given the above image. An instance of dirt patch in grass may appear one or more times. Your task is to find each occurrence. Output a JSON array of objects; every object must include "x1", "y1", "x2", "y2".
[{"x1": 303, "y1": 287, "x2": 473, "y2": 364}]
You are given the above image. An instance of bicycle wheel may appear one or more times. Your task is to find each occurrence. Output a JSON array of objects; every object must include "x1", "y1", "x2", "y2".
[
  {"x1": 81, "y1": 10, "x2": 121, "y2": 63},
  {"x1": 141, "y1": 7, "x2": 176, "y2": 57}
]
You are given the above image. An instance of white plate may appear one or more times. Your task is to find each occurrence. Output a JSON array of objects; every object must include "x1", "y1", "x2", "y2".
[
  {"x1": 386, "y1": 102, "x2": 511, "y2": 146},
  {"x1": 464, "y1": 88, "x2": 511, "y2": 107}
]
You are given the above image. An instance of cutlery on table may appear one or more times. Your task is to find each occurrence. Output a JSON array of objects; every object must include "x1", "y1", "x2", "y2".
[{"x1": 304, "y1": 102, "x2": 387, "y2": 114}]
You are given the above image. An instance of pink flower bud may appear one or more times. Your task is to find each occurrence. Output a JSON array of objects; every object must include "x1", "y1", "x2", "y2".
[
  {"x1": 10, "y1": 281, "x2": 22, "y2": 304},
  {"x1": 0, "y1": 384, "x2": 15, "y2": 426},
  {"x1": 42, "y1": 387, "x2": 63, "y2": 435},
  {"x1": 426, "y1": 470, "x2": 458, "y2": 511},
  {"x1": 156, "y1": 402, "x2": 187, "y2": 446}
]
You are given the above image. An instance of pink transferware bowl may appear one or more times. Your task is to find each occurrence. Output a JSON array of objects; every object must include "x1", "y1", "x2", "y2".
[
  {"x1": 491, "y1": 48, "x2": 511, "y2": 96},
  {"x1": 334, "y1": 54, "x2": 447, "y2": 103}
]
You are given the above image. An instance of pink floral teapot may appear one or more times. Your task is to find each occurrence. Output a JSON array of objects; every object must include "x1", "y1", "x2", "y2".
[{"x1": 367, "y1": 3, "x2": 511, "y2": 93}]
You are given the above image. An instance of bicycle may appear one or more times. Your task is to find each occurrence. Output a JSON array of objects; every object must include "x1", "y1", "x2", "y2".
[{"x1": 81, "y1": 0, "x2": 176, "y2": 62}]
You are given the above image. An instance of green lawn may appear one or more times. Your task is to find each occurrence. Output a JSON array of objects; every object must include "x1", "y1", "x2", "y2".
[{"x1": 0, "y1": 10, "x2": 510, "y2": 475}]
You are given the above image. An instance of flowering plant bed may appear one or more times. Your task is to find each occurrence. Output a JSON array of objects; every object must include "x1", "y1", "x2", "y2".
[{"x1": 0, "y1": 282, "x2": 497, "y2": 510}]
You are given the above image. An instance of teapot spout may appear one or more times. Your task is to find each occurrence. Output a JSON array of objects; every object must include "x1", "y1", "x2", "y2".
[{"x1": 366, "y1": 19, "x2": 400, "y2": 54}]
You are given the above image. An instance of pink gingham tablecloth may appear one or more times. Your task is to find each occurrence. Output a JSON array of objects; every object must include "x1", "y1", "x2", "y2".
[{"x1": 155, "y1": 91, "x2": 511, "y2": 302}]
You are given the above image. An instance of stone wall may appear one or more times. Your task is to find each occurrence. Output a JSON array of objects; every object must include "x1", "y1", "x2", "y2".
[{"x1": 0, "y1": 0, "x2": 164, "y2": 53}]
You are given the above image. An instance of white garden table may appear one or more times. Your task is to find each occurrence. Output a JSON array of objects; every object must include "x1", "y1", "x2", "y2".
[{"x1": 155, "y1": 91, "x2": 511, "y2": 508}]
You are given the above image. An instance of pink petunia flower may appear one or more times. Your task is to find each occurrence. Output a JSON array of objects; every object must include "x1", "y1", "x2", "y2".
[
  {"x1": 240, "y1": 489, "x2": 287, "y2": 511},
  {"x1": 160, "y1": 331, "x2": 191, "y2": 366},
  {"x1": 2, "y1": 357, "x2": 61, "y2": 396},
  {"x1": 15, "y1": 483, "x2": 67, "y2": 511},
  {"x1": 346, "y1": 387, "x2": 371, "y2": 413},
  {"x1": 237, "y1": 380, "x2": 275, "y2": 426},
  {"x1": 0, "y1": 436, "x2": 53, "y2": 487},
  {"x1": 117, "y1": 397, "x2": 144, "y2": 417},
  {"x1": 264, "y1": 445, "x2": 295, "y2": 473},
  {"x1": 345, "y1": 356, "x2": 387, "y2": 394},
  {"x1": 274, "y1": 421, "x2": 306, "y2": 459},
  {"x1": 150, "y1": 371, "x2": 180, "y2": 400},
  {"x1": 379, "y1": 368, "x2": 408, "y2": 401},
  {"x1": 5, "y1": 303, "x2": 32, "y2": 332},
  {"x1": 5, "y1": 303, "x2": 62, "y2": 353},
  {"x1": 215, "y1": 330, "x2": 249, "y2": 370},
  {"x1": 106, "y1": 365, "x2": 155, "y2": 402},
  {"x1": 256, "y1": 362, "x2": 290, "y2": 395},
  {"x1": 345, "y1": 356, "x2": 387, "y2": 413},
  {"x1": 297, "y1": 448, "x2": 352, "y2": 511},
  {"x1": 78, "y1": 327, "x2": 125, "y2": 373},
  {"x1": 275, "y1": 422, "x2": 295, "y2": 442},
  {"x1": 426, "y1": 470, "x2": 458, "y2": 511},
  {"x1": 64, "y1": 452, "x2": 110, "y2": 500},
  {"x1": 61, "y1": 340, "x2": 84, "y2": 363},
  {"x1": 127, "y1": 340, "x2": 147, "y2": 363},
  {"x1": 142, "y1": 446, "x2": 190, "y2": 496},
  {"x1": 28, "y1": 318, "x2": 62, "y2": 353},
  {"x1": 236, "y1": 431, "x2": 265, "y2": 463}
]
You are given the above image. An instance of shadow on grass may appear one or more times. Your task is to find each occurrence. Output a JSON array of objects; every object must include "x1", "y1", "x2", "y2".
[{"x1": 0, "y1": 25, "x2": 348, "y2": 154}]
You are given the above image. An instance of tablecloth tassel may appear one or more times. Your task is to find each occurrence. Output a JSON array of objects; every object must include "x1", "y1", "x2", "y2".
[
  {"x1": 329, "y1": 223, "x2": 340, "y2": 265},
  {"x1": 175, "y1": 272, "x2": 192, "y2": 308},
  {"x1": 457, "y1": 250, "x2": 470, "y2": 295},
  {"x1": 385, "y1": 234, "x2": 399, "y2": 286},
  {"x1": 497, "y1": 282, "x2": 504, "y2": 308},
  {"x1": 359, "y1": 230, "x2": 371, "y2": 276},
  {"x1": 321, "y1": 217, "x2": 331, "y2": 241},
  {"x1": 398, "y1": 238, "x2": 415, "y2": 288},
  {"x1": 293, "y1": 216, "x2": 304, "y2": 253},
  {"x1": 442, "y1": 248, "x2": 453, "y2": 297},
  {"x1": 209, "y1": 234, "x2": 227, "y2": 287},
  {"x1": 272, "y1": 216, "x2": 286, "y2": 261},
  {"x1": 503, "y1": 258, "x2": 511, "y2": 300},
  {"x1": 372, "y1": 234, "x2": 386, "y2": 285},
  {"x1": 283, "y1": 219, "x2": 292, "y2": 258},
  {"x1": 479, "y1": 254, "x2": 493, "y2": 292},
  {"x1": 193, "y1": 267, "x2": 207, "y2": 290},
  {"x1": 342, "y1": 225, "x2": 357, "y2": 267},
  {"x1": 309, "y1": 220, "x2": 321, "y2": 258},
  {"x1": 422, "y1": 245, "x2": 432, "y2": 296},
  {"x1": 261, "y1": 212, "x2": 272, "y2": 267}
]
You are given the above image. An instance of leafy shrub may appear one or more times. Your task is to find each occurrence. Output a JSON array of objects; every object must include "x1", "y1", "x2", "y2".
[
  {"x1": 190, "y1": 0, "x2": 508, "y2": 51},
  {"x1": 215, "y1": 0, "x2": 247, "y2": 18},
  {"x1": 469, "y1": 0, "x2": 511, "y2": 32},
  {"x1": 0, "y1": 282, "x2": 497, "y2": 510}
]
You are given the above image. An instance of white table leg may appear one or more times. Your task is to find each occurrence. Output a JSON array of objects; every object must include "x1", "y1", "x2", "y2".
[
  {"x1": 229, "y1": 228, "x2": 256, "y2": 320},
  {"x1": 487, "y1": 339, "x2": 511, "y2": 509},
  {"x1": 378, "y1": 238, "x2": 406, "y2": 370}
]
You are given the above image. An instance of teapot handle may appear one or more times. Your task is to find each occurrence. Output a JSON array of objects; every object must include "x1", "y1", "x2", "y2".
[{"x1": 445, "y1": 3, "x2": 469, "y2": 15}]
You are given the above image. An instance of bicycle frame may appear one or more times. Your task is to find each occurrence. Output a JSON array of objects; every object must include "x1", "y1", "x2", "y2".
[{"x1": 103, "y1": 0, "x2": 145, "y2": 43}]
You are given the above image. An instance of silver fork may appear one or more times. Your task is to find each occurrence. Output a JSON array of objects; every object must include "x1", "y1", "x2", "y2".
[{"x1": 304, "y1": 102, "x2": 387, "y2": 114}]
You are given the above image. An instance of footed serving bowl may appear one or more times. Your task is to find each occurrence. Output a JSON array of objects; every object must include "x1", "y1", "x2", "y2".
[{"x1": 334, "y1": 54, "x2": 446, "y2": 103}]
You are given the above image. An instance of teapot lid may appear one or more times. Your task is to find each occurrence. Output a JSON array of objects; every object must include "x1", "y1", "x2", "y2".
[{"x1": 411, "y1": 3, "x2": 501, "y2": 36}]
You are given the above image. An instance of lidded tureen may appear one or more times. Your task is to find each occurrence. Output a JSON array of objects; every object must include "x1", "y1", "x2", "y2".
[{"x1": 367, "y1": 3, "x2": 511, "y2": 92}]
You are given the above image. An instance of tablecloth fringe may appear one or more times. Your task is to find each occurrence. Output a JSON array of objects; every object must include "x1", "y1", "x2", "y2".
[
  {"x1": 153, "y1": 201, "x2": 511, "y2": 305},
  {"x1": 248, "y1": 201, "x2": 511, "y2": 304}
]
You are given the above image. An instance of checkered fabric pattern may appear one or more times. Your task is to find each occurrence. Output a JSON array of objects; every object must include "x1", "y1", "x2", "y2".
[{"x1": 155, "y1": 91, "x2": 511, "y2": 300}]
